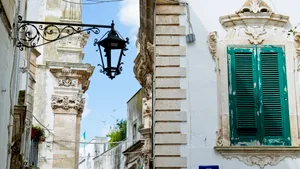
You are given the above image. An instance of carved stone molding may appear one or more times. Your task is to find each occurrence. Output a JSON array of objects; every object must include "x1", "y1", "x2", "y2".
[
  {"x1": 47, "y1": 61, "x2": 94, "y2": 92},
  {"x1": 51, "y1": 95, "x2": 85, "y2": 112},
  {"x1": 58, "y1": 78, "x2": 76, "y2": 87},
  {"x1": 294, "y1": 32, "x2": 300, "y2": 58},
  {"x1": 215, "y1": 146, "x2": 300, "y2": 169},
  {"x1": 236, "y1": 0, "x2": 272, "y2": 14},
  {"x1": 208, "y1": 31, "x2": 218, "y2": 61},
  {"x1": 245, "y1": 26, "x2": 267, "y2": 45},
  {"x1": 220, "y1": 0, "x2": 288, "y2": 30}
]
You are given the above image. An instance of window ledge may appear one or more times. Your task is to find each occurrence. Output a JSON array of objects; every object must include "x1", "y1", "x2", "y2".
[{"x1": 215, "y1": 146, "x2": 300, "y2": 169}]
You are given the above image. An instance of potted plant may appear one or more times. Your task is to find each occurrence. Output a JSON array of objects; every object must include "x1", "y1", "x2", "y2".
[{"x1": 31, "y1": 126, "x2": 45, "y2": 142}]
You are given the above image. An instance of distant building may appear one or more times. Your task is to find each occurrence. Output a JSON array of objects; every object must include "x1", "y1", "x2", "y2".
[
  {"x1": 94, "y1": 89, "x2": 145, "y2": 169},
  {"x1": 79, "y1": 137, "x2": 109, "y2": 169},
  {"x1": 134, "y1": 0, "x2": 300, "y2": 169}
]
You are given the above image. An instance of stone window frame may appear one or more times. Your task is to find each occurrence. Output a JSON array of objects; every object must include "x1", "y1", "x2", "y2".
[
  {"x1": 208, "y1": 31, "x2": 300, "y2": 168},
  {"x1": 215, "y1": 40, "x2": 298, "y2": 147}
]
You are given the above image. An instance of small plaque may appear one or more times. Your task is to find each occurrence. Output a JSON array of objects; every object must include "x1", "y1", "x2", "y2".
[{"x1": 199, "y1": 165, "x2": 219, "y2": 169}]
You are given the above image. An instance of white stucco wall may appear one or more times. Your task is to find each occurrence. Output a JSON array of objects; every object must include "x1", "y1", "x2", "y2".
[
  {"x1": 180, "y1": 0, "x2": 300, "y2": 169},
  {"x1": 0, "y1": 19, "x2": 15, "y2": 169},
  {"x1": 0, "y1": 0, "x2": 28, "y2": 167}
]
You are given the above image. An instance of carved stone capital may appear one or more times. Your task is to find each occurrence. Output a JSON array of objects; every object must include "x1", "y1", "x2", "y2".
[
  {"x1": 208, "y1": 31, "x2": 218, "y2": 61},
  {"x1": 51, "y1": 95, "x2": 85, "y2": 112},
  {"x1": 215, "y1": 146, "x2": 300, "y2": 169},
  {"x1": 245, "y1": 26, "x2": 267, "y2": 45}
]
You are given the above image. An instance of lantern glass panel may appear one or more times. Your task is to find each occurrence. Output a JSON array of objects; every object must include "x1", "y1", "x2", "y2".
[{"x1": 110, "y1": 49, "x2": 122, "y2": 68}]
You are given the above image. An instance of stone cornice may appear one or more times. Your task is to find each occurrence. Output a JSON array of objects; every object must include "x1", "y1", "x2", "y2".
[
  {"x1": 47, "y1": 61, "x2": 94, "y2": 78},
  {"x1": 220, "y1": 13, "x2": 289, "y2": 29},
  {"x1": 219, "y1": 0, "x2": 289, "y2": 29},
  {"x1": 47, "y1": 61, "x2": 94, "y2": 92},
  {"x1": 215, "y1": 146, "x2": 300, "y2": 169}
]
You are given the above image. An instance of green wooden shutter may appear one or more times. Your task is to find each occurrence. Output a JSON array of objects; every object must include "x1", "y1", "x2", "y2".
[
  {"x1": 228, "y1": 47, "x2": 259, "y2": 145},
  {"x1": 258, "y1": 46, "x2": 291, "y2": 145}
]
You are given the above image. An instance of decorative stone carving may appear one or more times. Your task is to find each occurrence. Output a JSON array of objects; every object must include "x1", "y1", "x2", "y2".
[
  {"x1": 224, "y1": 155, "x2": 297, "y2": 169},
  {"x1": 236, "y1": 0, "x2": 272, "y2": 14},
  {"x1": 294, "y1": 32, "x2": 300, "y2": 58},
  {"x1": 216, "y1": 129, "x2": 223, "y2": 146},
  {"x1": 51, "y1": 95, "x2": 85, "y2": 112},
  {"x1": 208, "y1": 31, "x2": 218, "y2": 61},
  {"x1": 58, "y1": 78, "x2": 76, "y2": 87},
  {"x1": 245, "y1": 26, "x2": 266, "y2": 45},
  {"x1": 215, "y1": 146, "x2": 300, "y2": 169}
]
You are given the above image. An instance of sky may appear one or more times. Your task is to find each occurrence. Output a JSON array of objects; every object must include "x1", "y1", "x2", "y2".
[{"x1": 80, "y1": 0, "x2": 139, "y2": 142}]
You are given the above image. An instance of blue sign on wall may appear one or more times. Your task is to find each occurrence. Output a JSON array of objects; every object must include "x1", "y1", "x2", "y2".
[{"x1": 199, "y1": 165, "x2": 219, "y2": 169}]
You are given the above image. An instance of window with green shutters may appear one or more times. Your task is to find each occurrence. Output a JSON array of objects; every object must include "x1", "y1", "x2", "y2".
[{"x1": 227, "y1": 45, "x2": 291, "y2": 146}]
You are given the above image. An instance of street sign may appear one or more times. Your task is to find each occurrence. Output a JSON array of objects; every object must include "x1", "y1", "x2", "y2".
[{"x1": 199, "y1": 165, "x2": 219, "y2": 169}]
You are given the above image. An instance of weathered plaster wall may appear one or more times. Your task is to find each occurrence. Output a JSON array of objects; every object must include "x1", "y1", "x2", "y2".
[
  {"x1": 33, "y1": 67, "x2": 55, "y2": 168},
  {"x1": 0, "y1": 0, "x2": 27, "y2": 168},
  {"x1": 0, "y1": 18, "x2": 15, "y2": 169},
  {"x1": 126, "y1": 88, "x2": 144, "y2": 146}
]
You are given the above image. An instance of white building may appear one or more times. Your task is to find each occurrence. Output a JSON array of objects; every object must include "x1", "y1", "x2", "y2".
[
  {"x1": 79, "y1": 137, "x2": 109, "y2": 169},
  {"x1": 0, "y1": 0, "x2": 40, "y2": 168},
  {"x1": 134, "y1": 0, "x2": 300, "y2": 169}
]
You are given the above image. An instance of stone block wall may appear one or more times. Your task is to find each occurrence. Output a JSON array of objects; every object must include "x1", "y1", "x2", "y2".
[{"x1": 154, "y1": 1, "x2": 187, "y2": 168}]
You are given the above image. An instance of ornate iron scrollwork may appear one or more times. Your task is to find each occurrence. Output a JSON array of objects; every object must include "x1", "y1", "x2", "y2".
[{"x1": 16, "y1": 16, "x2": 112, "y2": 50}]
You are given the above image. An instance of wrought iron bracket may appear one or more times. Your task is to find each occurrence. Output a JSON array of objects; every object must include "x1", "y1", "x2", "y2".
[{"x1": 16, "y1": 15, "x2": 113, "y2": 50}]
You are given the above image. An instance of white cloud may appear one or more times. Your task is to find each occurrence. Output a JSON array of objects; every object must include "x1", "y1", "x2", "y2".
[
  {"x1": 118, "y1": 0, "x2": 139, "y2": 28},
  {"x1": 118, "y1": 0, "x2": 139, "y2": 43},
  {"x1": 82, "y1": 93, "x2": 91, "y2": 117}
]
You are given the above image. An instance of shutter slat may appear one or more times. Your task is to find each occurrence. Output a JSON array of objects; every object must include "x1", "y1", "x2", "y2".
[
  {"x1": 260, "y1": 52, "x2": 284, "y2": 137},
  {"x1": 234, "y1": 51, "x2": 258, "y2": 138}
]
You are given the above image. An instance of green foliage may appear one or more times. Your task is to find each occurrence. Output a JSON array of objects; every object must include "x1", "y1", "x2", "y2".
[
  {"x1": 288, "y1": 23, "x2": 300, "y2": 36},
  {"x1": 106, "y1": 119, "x2": 127, "y2": 148},
  {"x1": 31, "y1": 125, "x2": 45, "y2": 142}
]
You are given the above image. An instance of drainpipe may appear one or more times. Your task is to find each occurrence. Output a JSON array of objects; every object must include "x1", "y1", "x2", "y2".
[
  {"x1": 151, "y1": 1, "x2": 157, "y2": 167},
  {"x1": 23, "y1": 47, "x2": 31, "y2": 164},
  {"x1": 151, "y1": 55, "x2": 156, "y2": 169}
]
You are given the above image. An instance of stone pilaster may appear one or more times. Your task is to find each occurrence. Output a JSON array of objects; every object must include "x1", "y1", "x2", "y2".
[
  {"x1": 154, "y1": 1, "x2": 187, "y2": 168},
  {"x1": 49, "y1": 62, "x2": 94, "y2": 169}
]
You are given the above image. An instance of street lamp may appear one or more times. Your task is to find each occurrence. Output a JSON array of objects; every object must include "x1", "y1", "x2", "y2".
[
  {"x1": 16, "y1": 16, "x2": 129, "y2": 79},
  {"x1": 95, "y1": 21, "x2": 129, "y2": 79}
]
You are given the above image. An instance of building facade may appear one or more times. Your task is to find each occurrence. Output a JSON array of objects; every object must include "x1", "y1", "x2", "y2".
[
  {"x1": 31, "y1": 0, "x2": 94, "y2": 169},
  {"x1": 93, "y1": 89, "x2": 145, "y2": 169},
  {"x1": 0, "y1": 0, "x2": 39, "y2": 168},
  {"x1": 134, "y1": 0, "x2": 300, "y2": 169},
  {"x1": 123, "y1": 88, "x2": 145, "y2": 169}
]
